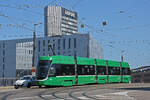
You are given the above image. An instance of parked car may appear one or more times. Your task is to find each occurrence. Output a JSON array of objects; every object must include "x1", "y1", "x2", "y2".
[{"x1": 14, "y1": 75, "x2": 37, "y2": 89}]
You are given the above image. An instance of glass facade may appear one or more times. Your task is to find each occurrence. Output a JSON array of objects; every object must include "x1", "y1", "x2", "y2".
[{"x1": 16, "y1": 42, "x2": 33, "y2": 70}]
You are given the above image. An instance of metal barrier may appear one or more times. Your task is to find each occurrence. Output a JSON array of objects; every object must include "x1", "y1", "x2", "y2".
[{"x1": 0, "y1": 78, "x2": 16, "y2": 86}]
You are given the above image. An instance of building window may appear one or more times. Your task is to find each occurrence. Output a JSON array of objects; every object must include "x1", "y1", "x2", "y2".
[
  {"x1": 3, "y1": 42, "x2": 5, "y2": 48},
  {"x1": 3, "y1": 50, "x2": 5, "y2": 56},
  {"x1": 63, "y1": 39, "x2": 65, "y2": 49},
  {"x1": 3, "y1": 57, "x2": 5, "y2": 63},
  {"x1": 53, "y1": 44, "x2": 55, "y2": 50},
  {"x1": 38, "y1": 40, "x2": 40, "y2": 52},
  {"x1": 69, "y1": 38, "x2": 71, "y2": 49},
  {"x1": 74, "y1": 38, "x2": 76, "y2": 48},
  {"x1": 58, "y1": 39, "x2": 60, "y2": 50},
  {"x1": 74, "y1": 51, "x2": 76, "y2": 56},
  {"x1": 48, "y1": 44, "x2": 50, "y2": 51},
  {"x1": 48, "y1": 40, "x2": 50, "y2": 44},
  {"x1": 43, "y1": 40, "x2": 45, "y2": 47},
  {"x1": 3, "y1": 64, "x2": 5, "y2": 73}
]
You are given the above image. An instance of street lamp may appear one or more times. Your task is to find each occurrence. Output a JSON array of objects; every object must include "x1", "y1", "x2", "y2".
[
  {"x1": 32, "y1": 23, "x2": 42, "y2": 76},
  {"x1": 121, "y1": 50, "x2": 125, "y2": 62}
]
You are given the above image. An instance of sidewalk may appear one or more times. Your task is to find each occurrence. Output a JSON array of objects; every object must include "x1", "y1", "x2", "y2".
[{"x1": 0, "y1": 86, "x2": 14, "y2": 90}]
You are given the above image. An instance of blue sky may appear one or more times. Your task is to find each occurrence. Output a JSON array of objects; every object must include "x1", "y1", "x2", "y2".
[{"x1": 0, "y1": 0, "x2": 150, "y2": 68}]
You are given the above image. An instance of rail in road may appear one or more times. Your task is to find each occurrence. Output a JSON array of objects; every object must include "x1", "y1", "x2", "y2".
[{"x1": 0, "y1": 83, "x2": 150, "y2": 100}]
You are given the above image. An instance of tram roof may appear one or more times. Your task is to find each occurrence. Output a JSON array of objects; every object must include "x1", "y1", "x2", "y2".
[{"x1": 39, "y1": 56, "x2": 130, "y2": 68}]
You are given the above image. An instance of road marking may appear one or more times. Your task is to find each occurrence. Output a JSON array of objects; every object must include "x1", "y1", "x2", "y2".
[
  {"x1": 73, "y1": 91, "x2": 84, "y2": 94},
  {"x1": 78, "y1": 96, "x2": 89, "y2": 99},
  {"x1": 41, "y1": 94, "x2": 53, "y2": 97},
  {"x1": 9, "y1": 90, "x2": 135, "y2": 100},
  {"x1": 110, "y1": 91, "x2": 129, "y2": 96},
  {"x1": 57, "y1": 92, "x2": 68, "y2": 95},
  {"x1": 94, "y1": 91, "x2": 135, "y2": 100},
  {"x1": 12, "y1": 96, "x2": 39, "y2": 100},
  {"x1": 95, "y1": 95, "x2": 107, "y2": 98},
  {"x1": 109, "y1": 91, "x2": 134, "y2": 100},
  {"x1": 95, "y1": 95, "x2": 112, "y2": 99},
  {"x1": 57, "y1": 91, "x2": 83, "y2": 95}
]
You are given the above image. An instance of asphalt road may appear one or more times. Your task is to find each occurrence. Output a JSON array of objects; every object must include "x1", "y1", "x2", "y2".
[{"x1": 0, "y1": 83, "x2": 150, "y2": 100}]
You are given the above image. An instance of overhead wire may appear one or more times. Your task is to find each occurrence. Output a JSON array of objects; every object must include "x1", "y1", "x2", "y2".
[
  {"x1": 71, "y1": 0, "x2": 85, "y2": 10},
  {"x1": 0, "y1": 1, "x2": 150, "y2": 41},
  {"x1": 0, "y1": 13, "x2": 44, "y2": 38},
  {"x1": 0, "y1": 0, "x2": 60, "y2": 38},
  {"x1": 1, "y1": 1, "x2": 148, "y2": 39},
  {"x1": 0, "y1": 0, "x2": 62, "y2": 39},
  {"x1": 0, "y1": 4, "x2": 44, "y2": 16}
]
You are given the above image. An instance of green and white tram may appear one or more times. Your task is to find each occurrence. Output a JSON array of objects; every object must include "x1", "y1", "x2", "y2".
[{"x1": 36, "y1": 55, "x2": 131, "y2": 87}]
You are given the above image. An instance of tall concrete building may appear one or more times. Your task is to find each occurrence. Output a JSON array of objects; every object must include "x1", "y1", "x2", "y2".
[{"x1": 44, "y1": 6, "x2": 78, "y2": 36}]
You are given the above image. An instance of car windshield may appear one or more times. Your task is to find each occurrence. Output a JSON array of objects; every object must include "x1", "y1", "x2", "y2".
[{"x1": 20, "y1": 76, "x2": 31, "y2": 80}]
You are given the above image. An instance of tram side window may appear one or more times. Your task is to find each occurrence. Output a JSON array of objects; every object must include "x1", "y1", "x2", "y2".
[
  {"x1": 89, "y1": 65, "x2": 95, "y2": 75},
  {"x1": 77, "y1": 65, "x2": 95, "y2": 75},
  {"x1": 54, "y1": 64, "x2": 75, "y2": 76},
  {"x1": 108, "y1": 67, "x2": 120, "y2": 75},
  {"x1": 97, "y1": 66, "x2": 106, "y2": 75},
  {"x1": 77, "y1": 65, "x2": 84, "y2": 75},
  {"x1": 83, "y1": 65, "x2": 89, "y2": 75},
  {"x1": 122, "y1": 68, "x2": 130, "y2": 75}
]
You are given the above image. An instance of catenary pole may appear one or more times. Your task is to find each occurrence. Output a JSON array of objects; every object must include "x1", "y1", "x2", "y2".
[{"x1": 32, "y1": 23, "x2": 42, "y2": 76}]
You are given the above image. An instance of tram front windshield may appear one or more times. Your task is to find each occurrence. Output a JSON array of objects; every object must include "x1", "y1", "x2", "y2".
[{"x1": 37, "y1": 60, "x2": 51, "y2": 80}]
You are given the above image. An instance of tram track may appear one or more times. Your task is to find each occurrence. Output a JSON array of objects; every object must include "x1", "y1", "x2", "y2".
[
  {"x1": 37, "y1": 86, "x2": 89, "y2": 100},
  {"x1": 49, "y1": 86, "x2": 76, "y2": 100},
  {"x1": 1, "y1": 93, "x2": 13, "y2": 100},
  {"x1": 68, "y1": 86, "x2": 98, "y2": 100},
  {"x1": 80, "y1": 86, "x2": 122, "y2": 100},
  {"x1": 82, "y1": 91, "x2": 111, "y2": 100},
  {"x1": 51, "y1": 91, "x2": 68, "y2": 100},
  {"x1": 68, "y1": 84, "x2": 113, "y2": 100},
  {"x1": 82, "y1": 92, "x2": 99, "y2": 100},
  {"x1": 1, "y1": 90, "x2": 21, "y2": 100},
  {"x1": 0, "y1": 91, "x2": 11, "y2": 96},
  {"x1": 37, "y1": 86, "x2": 73, "y2": 100},
  {"x1": 37, "y1": 89, "x2": 51, "y2": 100},
  {"x1": 0, "y1": 84, "x2": 134, "y2": 100},
  {"x1": 68, "y1": 90, "x2": 82, "y2": 100}
]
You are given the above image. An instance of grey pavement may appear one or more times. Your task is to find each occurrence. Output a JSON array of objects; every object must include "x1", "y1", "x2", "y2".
[{"x1": 0, "y1": 83, "x2": 150, "y2": 100}]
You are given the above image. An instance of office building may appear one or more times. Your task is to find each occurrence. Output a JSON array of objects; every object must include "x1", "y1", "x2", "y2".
[
  {"x1": 36, "y1": 34, "x2": 103, "y2": 59},
  {"x1": 0, "y1": 34, "x2": 103, "y2": 80},
  {"x1": 0, "y1": 39, "x2": 33, "y2": 79},
  {"x1": 44, "y1": 6, "x2": 78, "y2": 36}
]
